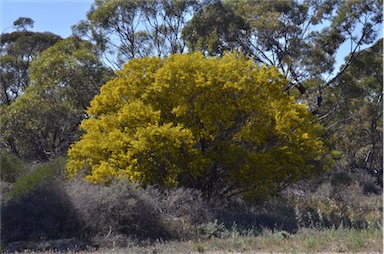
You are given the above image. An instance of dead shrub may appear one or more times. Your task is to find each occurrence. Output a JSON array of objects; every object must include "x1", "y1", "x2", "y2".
[
  {"x1": 157, "y1": 187, "x2": 213, "y2": 239},
  {"x1": 65, "y1": 179, "x2": 214, "y2": 244},
  {"x1": 291, "y1": 181, "x2": 382, "y2": 229},
  {"x1": 65, "y1": 179, "x2": 165, "y2": 242}
]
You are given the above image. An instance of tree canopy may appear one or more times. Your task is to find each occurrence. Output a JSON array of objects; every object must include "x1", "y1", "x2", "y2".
[
  {"x1": 67, "y1": 53, "x2": 329, "y2": 199},
  {"x1": 0, "y1": 37, "x2": 113, "y2": 161},
  {"x1": 73, "y1": 0, "x2": 382, "y2": 115},
  {"x1": 13, "y1": 17, "x2": 35, "y2": 31},
  {"x1": 183, "y1": 0, "x2": 382, "y2": 112},
  {"x1": 0, "y1": 27, "x2": 62, "y2": 105},
  {"x1": 72, "y1": 0, "x2": 200, "y2": 67},
  {"x1": 321, "y1": 39, "x2": 383, "y2": 183}
]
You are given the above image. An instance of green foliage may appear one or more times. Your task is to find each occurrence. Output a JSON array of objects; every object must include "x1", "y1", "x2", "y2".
[
  {"x1": 182, "y1": 0, "x2": 382, "y2": 112},
  {"x1": 0, "y1": 27, "x2": 62, "y2": 105},
  {"x1": 198, "y1": 219, "x2": 227, "y2": 239},
  {"x1": 67, "y1": 52, "x2": 329, "y2": 199},
  {"x1": 321, "y1": 39, "x2": 383, "y2": 184},
  {"x1": 11, "y1": 157, "x2": 66, "y2": 198},
  {"x1": 72, "y1": 0, "x2": 200, "y2": 67},
  {"x1": 13, "y1": 17, "x2": 34, "y2": 31},
  {"x1": 330, "y1": 172, "x2": 353, "y2": 186},
  {"x1": 0, "y1": 37, "x2": 113, "y2": 161},
  {"x1": 182, "y1": 1, "x2": 248, "y2": 56},
  {"x1": 0, "y1": 151, "x2": 27, "y2": 183}
]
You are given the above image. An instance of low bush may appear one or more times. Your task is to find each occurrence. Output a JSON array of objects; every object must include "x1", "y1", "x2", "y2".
[
  {"x1": 2, "y1": 160, "x2": 382, "y2": 252},
  {"x1": 66, "y1": 179, "x2": 165, "y2": 243},
  {"x1": 2, "y1": 174, "x2": 213, "y2": 248},
  {"x1": 159, "y1": 187, "x2": 212, "y2": 224},
  {"x1": 10, "y1": 157, "x2": 66, "y2": 198},
  {"x1": 65, "y1": 179, "x2": 213, "y2": 246},
  {"x1": 289, "y1": 181, "x2": 382, "y2": 229},
  {"x1": 0, "y1": 180, "x2": 13, "y2": 203},
  {"x1": 350, "y1": 169, "x2": 382, "y2": 195},
  {"x1": 157, "y1": 187, "x2": 213, "y2": 239},
  {"x1": 1, "y1": 179, "x2": 80, "y2": 244},
  {"x1": 0, "y1": 151, "x2": 27, "y2": 183},
  {"x1": 213, "y1": 198, "x2": 298, "y2": 234},
  {"x1": 198, "y1": 219, "x2": 228, "y2": 239}
]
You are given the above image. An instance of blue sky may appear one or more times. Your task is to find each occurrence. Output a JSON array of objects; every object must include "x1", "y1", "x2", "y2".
[{"x1": 1, "y1": 0, "x2": 93, "y2": 38}]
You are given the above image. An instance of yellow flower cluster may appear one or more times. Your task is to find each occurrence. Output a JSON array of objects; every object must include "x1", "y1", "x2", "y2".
[{"x1": 67, "y1": 52, "x2": 328, "y2": 198}]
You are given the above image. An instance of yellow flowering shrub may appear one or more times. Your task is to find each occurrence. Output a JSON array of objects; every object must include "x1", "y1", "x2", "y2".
[{"x1": 67, "y1": 52, "x2": 328, "y2": 199}]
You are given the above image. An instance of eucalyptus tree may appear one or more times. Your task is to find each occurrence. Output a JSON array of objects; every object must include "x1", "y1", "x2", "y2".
[
  {"x1": 72, "y1": 0, "x2": 200, "y2": 68},
  {"x1": 0, "y1": 37, "x2": 113, "y2": 161},
  {"x1": 182, "y1": 0, "x2": 382, "y2": 113},
  {"x1": 0, "y1": 18, "x2": 61, "y2": 105},
  {"x1": 321, "y1": 39, "x2": 383, "y2": 184},
  {"x1": 181, "y1": 1, "x2": 248, "y2": 56},
  {"x1": 12, "y1": 17, "x2": 35, "y2": 31}
]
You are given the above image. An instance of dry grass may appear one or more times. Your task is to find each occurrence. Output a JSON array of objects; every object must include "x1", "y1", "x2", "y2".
[{"x1": 6, "y1": 226, "x2": 381, "y2": 254}]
